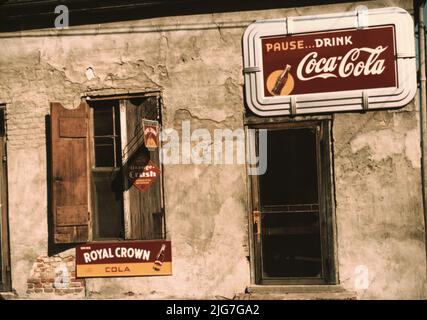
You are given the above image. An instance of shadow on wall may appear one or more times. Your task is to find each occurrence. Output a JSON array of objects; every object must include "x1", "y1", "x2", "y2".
[
  {"x1": 0, "y1": 0, "x2": 364, "y2": 32},
  {"x1": 45, "y1": 115, "x2": 74, "y2": 256}
]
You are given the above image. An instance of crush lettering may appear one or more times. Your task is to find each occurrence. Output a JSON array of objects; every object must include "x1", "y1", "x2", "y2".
[
  {"x1": 296, "y1": 46, "x2": 388, "y2": 81},
  {"x1": 129, "y1": 169, "x2": 158, "y2": 179}
]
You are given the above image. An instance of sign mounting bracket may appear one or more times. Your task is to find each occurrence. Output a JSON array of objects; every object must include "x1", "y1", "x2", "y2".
[
  {"x1": 290, "y1": 96, "x2": 297, "y2": 116},
  {"x1": 243, "y1": 66, "x2": 261, "y2": 74},
  {"x1": 357, "y1": 8, "x2": 369, "y2": 29},
  {"x1": 286, "y1": 17, "x2": 294, "y2": 35},
  {"x1": 362, "y1": 91, "x2": 369, "y2": 113}
]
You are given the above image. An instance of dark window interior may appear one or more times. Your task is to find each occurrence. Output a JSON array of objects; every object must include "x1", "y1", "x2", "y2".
[
  {"x1": 0, "y1": 107, "x2": 4, "y2": 284},
  {"x1": 260, "y1": 128, "x2": 318, "y2": 206},
  {"x1": 259, "y1": 128, "x2": 322, "y2": 279},
  {"x1": 91, "y1": 101, "x2": 124, "y2": 240},
  {"x1": 0, "y1": 109, "x2": 5, "y2": 137},
  {"x1": 93, "y1": 103, "x2": 122, "y2": 168}
]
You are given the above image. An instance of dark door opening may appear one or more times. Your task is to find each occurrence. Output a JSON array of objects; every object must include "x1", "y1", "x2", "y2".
[{"x1": 250, "y1": 121, "x2": 336, "y2": 284}]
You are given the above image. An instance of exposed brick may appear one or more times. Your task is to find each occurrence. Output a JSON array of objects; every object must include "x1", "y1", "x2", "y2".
[
  {"x1": 55, "y1": 289, "x2": 65, "y2": 295},
  {"x1": 43, "y1": 283, "x2": 53, "y2": 289},
  {"x1": 26, "y1": 289, "x2": 34, "y2": 294},
  {"x1": 74, "y1": 288, "x2": 84, "y2": 293},
  {"x1": 44, "y1": 288, "x2": 54, "y2": 293},
  {"x1": 27, "y1": 283, "x2": 34, "y2": 289},
  {"x1": 27, "y1": 278, "x2": 41, "y2": 284},
  {"x1": 34, "y1": 283, "x2": 43, "y2": 289},
  {"x1": 70, "y1": 282, "x2": 83, "y2": 288},
  {"x1": 64, "y1": 288, "x2": 75, "y2": 294},
  {"x1": 34, "y1": 289, "x2": 43, "y2": 293},
  {"x1": 32, "y1": 272, "x2": 41, "y2": 279},
  {"x1": 41, "y1": 277, "x2": 54, "y2": 283}
]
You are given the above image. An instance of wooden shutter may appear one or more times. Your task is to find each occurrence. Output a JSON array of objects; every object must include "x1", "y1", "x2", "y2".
[
  {"x1": 124, "y1": 97, "x2": 163, "y2": 240},
  {"x1": 50, "y1": 102, "x2": 89, "y2": 244}
]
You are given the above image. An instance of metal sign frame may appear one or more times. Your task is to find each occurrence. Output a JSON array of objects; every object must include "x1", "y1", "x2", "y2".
[{"x1": 242, "y1": 7, "x2": 416, "y2": 116}]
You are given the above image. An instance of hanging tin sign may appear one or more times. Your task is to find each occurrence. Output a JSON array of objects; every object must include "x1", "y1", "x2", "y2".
[
  {"x1": 128, "y1": 158, "x2": 161, "y2": 192},
  {"x1": 143, "y1": 119, "x2": 159, "y2": 150}
]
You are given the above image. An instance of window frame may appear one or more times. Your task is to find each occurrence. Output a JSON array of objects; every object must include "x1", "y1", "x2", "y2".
[
  {"x1": 86, "y1": 93, "x2": 166, "y2": 242},
  {"x1": 88, "y1": 101, "x2": 124, "y2": 241},
  {"x1": 0, "y1": 104, "x2": 11, "y2": 292},
  {"x1": 92, "y1": 102, "x2": 122, "y2": 169},
  {"x1": 246, "y1": 117, "x2": 338, "y2": 285}
]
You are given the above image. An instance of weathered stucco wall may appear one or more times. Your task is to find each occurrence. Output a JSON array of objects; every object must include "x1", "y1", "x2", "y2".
[
  {"x1": 0, "y1": 0, "x2": 426, "y2": 299},
  {"x1": 334, "y1": 108, "x2": 426, "y2": 299}
]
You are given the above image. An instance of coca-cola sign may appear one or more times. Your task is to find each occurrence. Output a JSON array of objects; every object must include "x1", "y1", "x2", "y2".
[
  {"x1": 243, "y1": 7, "x2": 416, "y2": 116},
  {"x1": 262, "y1": 26, "x2": 396, "y2": 97}
]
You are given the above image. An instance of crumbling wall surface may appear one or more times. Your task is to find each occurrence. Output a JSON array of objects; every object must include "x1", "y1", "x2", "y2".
[
  {"x1": 0, "y1": 0, "x2": 425, "y2": 299},
  {"x1": 334, "y1": 108, "x2": 427, "y2": 299},
  {"x1": 0, "y1": 8, "x2": 254, "y2": 300}
]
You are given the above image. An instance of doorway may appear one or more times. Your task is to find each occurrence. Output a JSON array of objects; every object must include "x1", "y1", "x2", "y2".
[{"x1": 249, "y1": 120, "x2": 337, "y2": 285}]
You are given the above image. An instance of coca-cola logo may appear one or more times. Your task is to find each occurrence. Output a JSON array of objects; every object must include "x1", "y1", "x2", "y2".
[
  {"x1": 262, "y1": 26, "x2": 396, "y2": 97},
  {"x1": 297, "y1": 46, "x2": 387, "y2": 80}
]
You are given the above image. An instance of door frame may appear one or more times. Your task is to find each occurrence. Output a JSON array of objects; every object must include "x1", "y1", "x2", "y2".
[
  {"x1": 245, "y1": 116, "x2": 338, "y2": 285},
  {"x1": 0, "y1": 104, "x2": 11, "y2": 292}
]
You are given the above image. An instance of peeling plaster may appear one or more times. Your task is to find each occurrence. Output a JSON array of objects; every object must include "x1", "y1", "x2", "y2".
[{"x1": 350, "y1": 128, "x2": 421, "y2": 167}]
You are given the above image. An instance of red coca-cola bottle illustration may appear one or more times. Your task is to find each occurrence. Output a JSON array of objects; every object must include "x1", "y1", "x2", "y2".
[
  {"x1": 272, "y1": 64, "x2": 292, "y2": 96},
  {"x1": 153, "y1": 244, "x2": 166, "y2": 271}
]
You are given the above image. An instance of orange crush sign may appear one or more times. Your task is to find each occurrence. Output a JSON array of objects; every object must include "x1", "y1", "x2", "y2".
[
  {"x1": 128, "y1": 159, "x2": 161, "y2": 193},
  {"x1": 76, "y1": 241, "x2": 172, "y2": 278}
]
